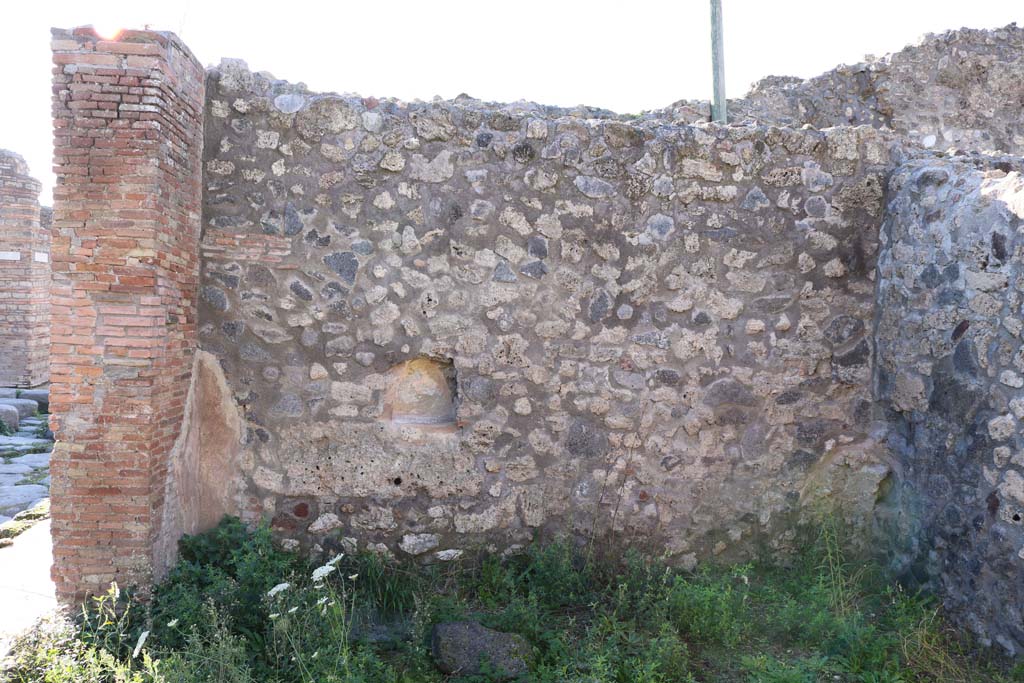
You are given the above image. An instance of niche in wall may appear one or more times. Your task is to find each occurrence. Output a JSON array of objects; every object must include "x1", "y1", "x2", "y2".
[{"x1": 382, "y1": 358, "x2": 457, "y2": 427}]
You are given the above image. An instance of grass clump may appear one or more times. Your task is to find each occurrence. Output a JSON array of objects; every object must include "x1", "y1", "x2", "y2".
[{"x1": 4, "y1": 516, "x2": 1022, "y2": 682}]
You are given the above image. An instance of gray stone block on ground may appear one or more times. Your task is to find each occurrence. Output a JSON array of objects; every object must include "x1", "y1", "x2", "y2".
[
  {"x1": 0, "y1": 399, "x2": 38, "y2": 419},
  {"x1": 0, "y1": 485, "x2": 48, "y2": 514},
  {"x1": 0, "y1": 463, "x2": 34, "y2": 476},
  {"x1": 11, "y1": 452, "x2": 50, "y2": 469},
  {"x1": 18, "y1": 390, "x2": 48, "y2": 413},
  {"x1": 0, "y1": 389, "x2": 15, "y2": 399},
  {"x1": 431, "y1": 621, "x2": 528, "y2": 680},
  {"x1": 0, "y1": 436, "x2": 53, "y2": 456},
  {"x1": 0, "y1": 405, "x2": 17, "y2": 432}
]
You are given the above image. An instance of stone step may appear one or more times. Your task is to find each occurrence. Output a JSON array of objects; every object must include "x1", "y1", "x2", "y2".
[
  {"x1": 0, "y1": 405, "x2": 17, "y2": 432},
  {"x1": 0, "y1": 389, "x2": 16, "y2": 399},
  {"x1": 17, "y1": 390, "x2": 48, "y2": 413},
  {"x1": 0, "y1": 399, "x2": 38, "y2": 419}
]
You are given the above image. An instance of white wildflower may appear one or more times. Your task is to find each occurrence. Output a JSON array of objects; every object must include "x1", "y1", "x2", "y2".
[
  {"x1": 348, "y1": 574, "x2": 359, "y2": 580},
  {"x1": 267, "y1": 582, "x2": 291, "y2": 597},
  {"x1": 312, "y1": 650, "x2": 319, "y2": 659},
  {"x1": 132, "y1": 630, "x2": 149, "y2": 659},
  {"x1": 288, "y1": 606, "x2": 298, "y2": 614},
  {"x1": 311, "y1": 564, "x2": 336, "y2": 582},
  {"x1": 167, "y1": 618, "x2": 179, "y2": 629},
  {"x1": 316, "y1": 596, "x2": 329, "y2": 605},
  {"x1": 325, "y1": 553, "x2": 344, "y2": 567},
  {"x1": 269, "y1": 613, "x2": 280, "y2": 620}
]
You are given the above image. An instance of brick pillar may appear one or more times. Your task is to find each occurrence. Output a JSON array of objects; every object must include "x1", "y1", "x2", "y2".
[
  {"x1": 50, "y1": 27, "x2": 204, "y2": 601},
  {"x1": 0, "y1": 150, "x2": 50, "y2": 388}
]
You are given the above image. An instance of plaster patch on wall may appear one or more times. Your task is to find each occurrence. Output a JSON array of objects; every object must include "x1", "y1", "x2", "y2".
[{"x1": 157, "y1": 350, "x2": 246, "y2": 578}]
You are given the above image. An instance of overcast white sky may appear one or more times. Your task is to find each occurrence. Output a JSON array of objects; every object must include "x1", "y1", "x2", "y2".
[{"x1": 3, "y1": 0, "x2": 1021, "y2": 204}]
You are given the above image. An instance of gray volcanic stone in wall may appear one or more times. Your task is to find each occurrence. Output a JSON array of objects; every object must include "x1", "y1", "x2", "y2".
[{"x1": 875, "y1": 154, "x2": 1024, "y2": 657}]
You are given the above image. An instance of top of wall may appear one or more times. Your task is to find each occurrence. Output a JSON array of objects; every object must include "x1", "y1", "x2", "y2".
[
  {"x1": 0, "y1": 149, "x2": 33, "y2": 177},
  {"x1": 209, "y1": 22, "x2": 1023, "y2": 158},
  {"x1": 52, "y1": 26, "x2": 202, "y2": 72},
  {"x1": 0, "y1": 149, "x2": 42, "y2": 198}
]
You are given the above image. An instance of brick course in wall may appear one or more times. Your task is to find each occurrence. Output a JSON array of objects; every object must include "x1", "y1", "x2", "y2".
[
  {"x1": 49, "y1": 27, "x2": 204, "y2": 600},
  {"x1": 0, "y1": 150, "x2": 50, "y2": 388}
]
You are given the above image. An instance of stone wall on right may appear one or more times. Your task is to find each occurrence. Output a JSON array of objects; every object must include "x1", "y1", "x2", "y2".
[{"x1": 874, "y1": 154, "x2": 1024, "y2": 655}]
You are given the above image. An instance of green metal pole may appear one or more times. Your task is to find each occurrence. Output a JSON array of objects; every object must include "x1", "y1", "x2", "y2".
[{"x1": 710, "y1": 0, "x2": 727, "y2": 123}]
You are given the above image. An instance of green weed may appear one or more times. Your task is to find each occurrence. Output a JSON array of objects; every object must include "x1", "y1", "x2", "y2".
[{"x1": 5, "y1": 516, "x2": 1020, "y2": 683}]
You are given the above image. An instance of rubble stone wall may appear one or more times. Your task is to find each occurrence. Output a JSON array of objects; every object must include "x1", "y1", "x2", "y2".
[
  {"x1": 731, "y1": 24, "x2": 1024, "y2": 156},
  {"x1": 198, "y1": 61, "x2": 898, "y2": 565},
  {"x1": 0, "y1": 150, "x2": 50, "y2": 388},
  {"x1": 46, "y1": 23, "x2": 1024, "y2": 657},
  {"x1": 875, "y1": 155, "x2": 1024, "y2": 656}
]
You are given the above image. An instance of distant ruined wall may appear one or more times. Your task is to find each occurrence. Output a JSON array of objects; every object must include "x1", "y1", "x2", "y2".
[
  {"x1": 875, "y1": 155, "x2": 1024, "y2": 656},
  {"x1": 198, "y1": 59, "x2": 897, "y2": 564},
  {"x1": 0, "y1": 150, "x2": 50, "y2": 388},
  {"x1": 730, "y1": 24, "x2": 1024, "y2": 156}
]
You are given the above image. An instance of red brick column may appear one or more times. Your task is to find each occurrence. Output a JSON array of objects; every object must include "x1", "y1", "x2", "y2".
[
  {"x1": 50, "y1": 27, "x2": 204, "y2": 601},
  {"x1": 0, "y1": 151, "x2": 49, "y2": 388}
]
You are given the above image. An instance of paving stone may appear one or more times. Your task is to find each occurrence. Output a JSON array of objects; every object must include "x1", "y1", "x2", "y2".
[
  {"x1": 11, "y1": 452, "x2": 50, "y2": 468},
  {"x1": 0, "y1": 485, "x2": 48, "y2": 513},
  {"x1": 0, "y1": 436, "x2": 52, "y2": 457}
]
